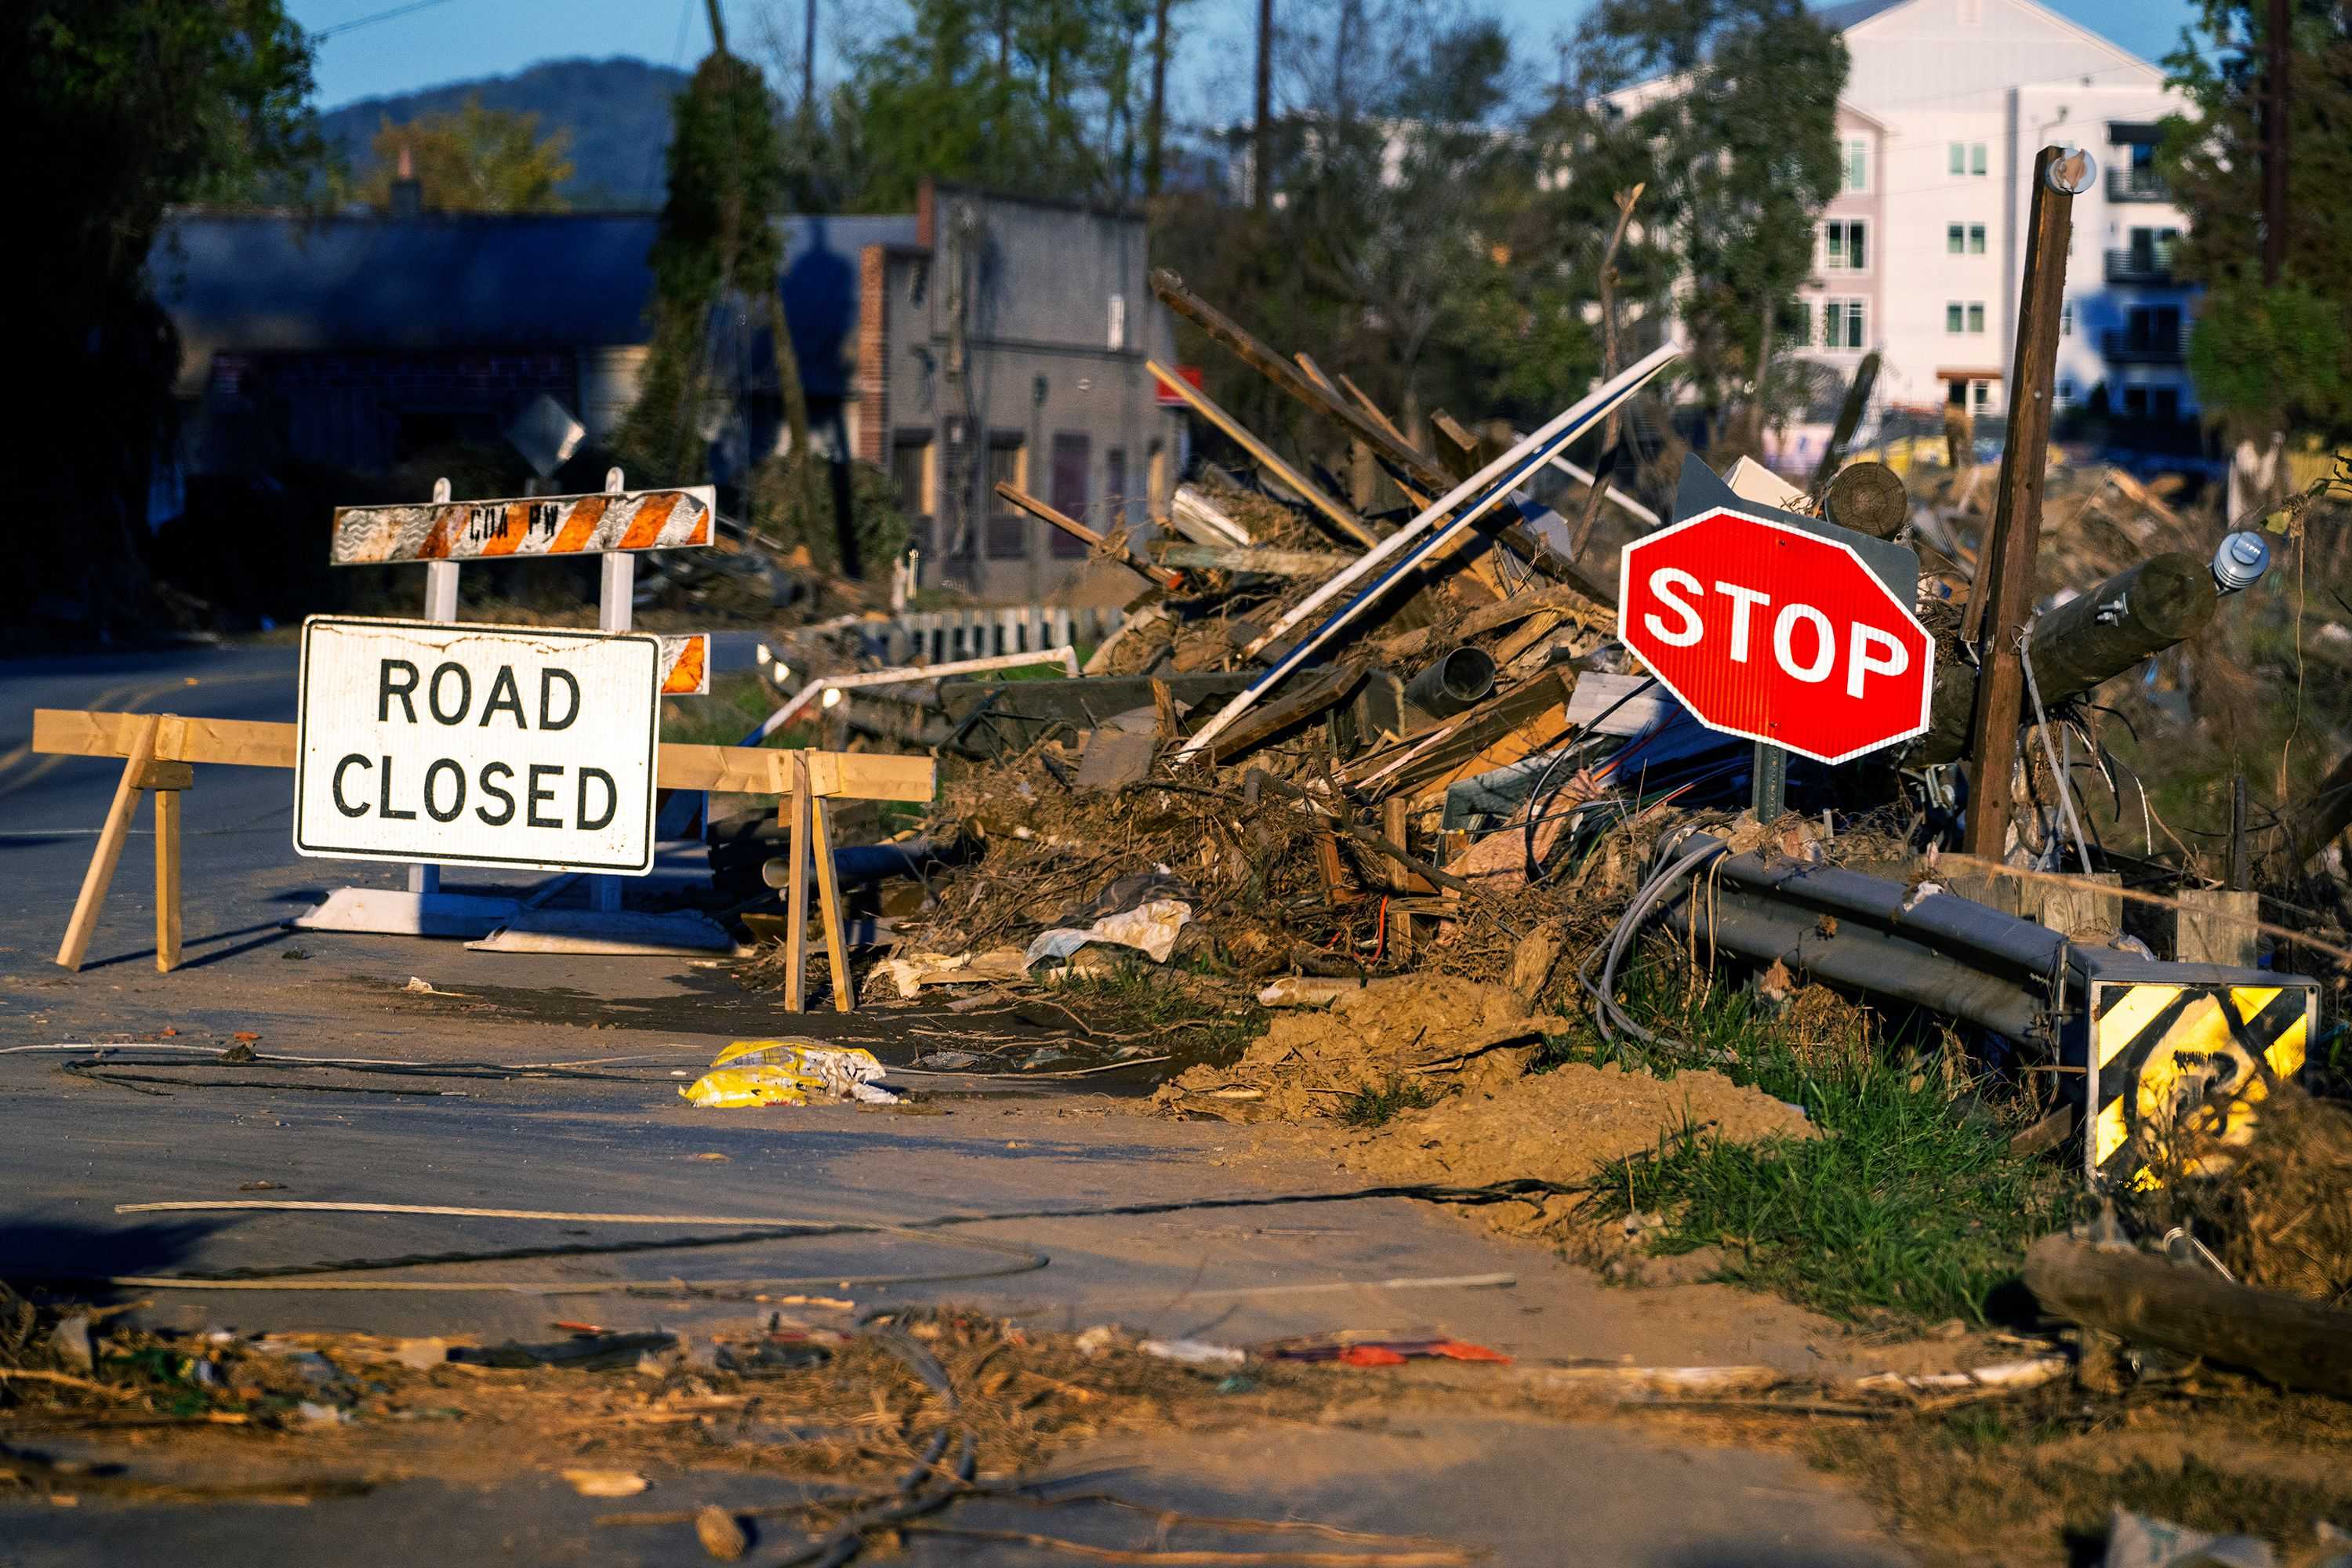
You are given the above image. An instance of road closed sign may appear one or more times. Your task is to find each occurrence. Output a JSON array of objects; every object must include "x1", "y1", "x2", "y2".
[
  {"x1": 294, "y1": 617, "x2": 661, "y2": 874},
  {"x1": 1619, "y1": 506, "x2": 1935, "y2": 766}
]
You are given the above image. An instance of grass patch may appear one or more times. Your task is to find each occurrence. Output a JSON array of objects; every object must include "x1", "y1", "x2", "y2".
[
  {"x1": 1574, "y1": 961, "x2": 2062, "y2": 1325},
  {"x1": 662, "y1": 668, "x2": 797, "y2": 747},
  {"x1": 1337, "y1": 1074, "x2": 1447, "y2": 1128},
  {"x1": 1044, "y1": 966, "x2": 1267, "y2": 1063},
  {"x1": 1809, "y1": 1385, "x2": 2352, "y2": 1566}
]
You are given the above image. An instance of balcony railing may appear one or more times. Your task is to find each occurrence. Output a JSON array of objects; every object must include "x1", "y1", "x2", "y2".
[
  {"x1": 2107, "y1": 165, "x2": 2170, "y2": 203},
  {"x1": 2103, "y1": 329, "x2": 2184, "y2": 365},
  {"x1": 2104, "y1": 247, "x2": 2177, "y2": 285}
]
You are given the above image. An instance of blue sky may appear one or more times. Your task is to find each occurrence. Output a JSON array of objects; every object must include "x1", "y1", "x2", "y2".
[{"x1": 292, "y1": 0, "x2": 2204, "y2": 111}]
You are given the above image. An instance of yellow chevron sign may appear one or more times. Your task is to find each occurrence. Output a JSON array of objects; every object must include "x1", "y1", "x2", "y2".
[
  {"x1": 330, "y1": 485, "x2": 716, "y2": 566},
  {"x1": 2089, "y1": 981, "x2": 2314, "y2": 1187}
]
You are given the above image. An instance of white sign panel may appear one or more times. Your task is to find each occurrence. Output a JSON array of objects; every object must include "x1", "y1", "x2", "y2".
[{"x1": 295, "y1": 617, "x2": 660, "y2": 875}]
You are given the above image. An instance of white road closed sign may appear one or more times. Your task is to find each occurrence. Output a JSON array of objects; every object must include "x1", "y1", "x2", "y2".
[{"x1": 294, "y1": 617, "x2": 661, "y2": 875}]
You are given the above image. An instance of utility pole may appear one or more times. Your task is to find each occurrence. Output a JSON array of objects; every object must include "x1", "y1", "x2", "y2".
[
  {"x1": 1145, "y1": 0, "x2": 1172, "y2": 196},
  {"x1": 1959, "y1": 147, "x2": 2092, "y2": 861},
  {"x1": 2262, "y1": 0, "x2": 2291, "y2": 285},
  {"x1": 802, "y1": 0, "x2": 816, "y2": 122},
  {"x1": 705, "y1": 0, "x2": 726, "y2": 53},
  {"x1": 1253, "y1": 0, "x2": 1272, "y2": 212}
]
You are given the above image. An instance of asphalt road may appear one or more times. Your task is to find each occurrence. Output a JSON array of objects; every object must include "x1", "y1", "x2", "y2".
[{"x1": 0, "y1": 638, "x2": 1912, "y2": 1566}]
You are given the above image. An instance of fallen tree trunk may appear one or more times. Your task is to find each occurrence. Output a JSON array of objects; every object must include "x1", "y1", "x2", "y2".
[
  {"x1": 1911, "y1": 552, "x2": 2219, "y2": 764},
  {"x1": 2023, "y1": 1234, "x2": 2352, "y2": 1398}
]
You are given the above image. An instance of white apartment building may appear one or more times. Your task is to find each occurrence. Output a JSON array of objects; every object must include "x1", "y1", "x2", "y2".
[{"x1": 1788, "y1": 0, "x2": 2197, "y2": 439}]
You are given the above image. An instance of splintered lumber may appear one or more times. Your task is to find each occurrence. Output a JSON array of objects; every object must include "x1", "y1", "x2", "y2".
[
  {"x1": 994, "y1": 481, "x2": 1182, "y2": 590},
  {"x1": 1167, "y1": 485, "x2": 1253, "y2": 546},
  {"x1": 2024, "y1": 1234, "x2": 2352, "y2": 1399},
  {"x1": 32, "y1": 711, "x2": 935, "y2": 800},
  {"x1": 1180, "y1": 345, "x2": 1675, "y2": 762},
  {"x1": 1367, "y1": 584, "x2": 1612, "y2": 665},
  {"x1": 1152, "y1": 543, "x2": 1354, "y2": 579},
  {"x1": 1349, "y1": 671, "x2": 1575, "y2": 801},
  {"x1": 1152, "y1": 270, "x2": 1613, "y2": 603},
  {"x1": 1145, "y1": 359, "x2": 1378, "y2": 548},
  {"x1": 1205, "y1": 666, "x2": 1363, "y2": 765}
]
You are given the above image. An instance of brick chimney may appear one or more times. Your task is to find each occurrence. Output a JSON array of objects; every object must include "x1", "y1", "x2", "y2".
[{"x1": 389, "y1": 140, "x2": 423, "y2": 220}]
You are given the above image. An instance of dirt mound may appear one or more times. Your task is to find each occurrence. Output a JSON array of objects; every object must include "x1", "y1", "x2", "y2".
[
  {"x1": 1336, "y1": 1061, "x2": 1818, "y2": 1240},
  {"x1": 1152, "y1": 975, "x2": 1566, "y2": 1121}
]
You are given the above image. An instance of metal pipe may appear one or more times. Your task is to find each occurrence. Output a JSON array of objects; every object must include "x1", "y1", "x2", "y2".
[
  {"x1": 1402, "y1": 647, "x2": 1497, "y2": 720},
  {"x1": 746, "y1": 645, "x2": 1081, "y2": 744}
]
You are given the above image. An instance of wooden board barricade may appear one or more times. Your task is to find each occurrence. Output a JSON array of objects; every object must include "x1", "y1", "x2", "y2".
[{"x1": 36, "y1": 708, "x2": 932, "y2": 1009}]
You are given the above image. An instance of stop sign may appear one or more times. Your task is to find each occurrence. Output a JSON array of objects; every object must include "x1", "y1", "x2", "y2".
[{"x1": 1618, "y1": 506, "x2": 1935, "y2": 765}]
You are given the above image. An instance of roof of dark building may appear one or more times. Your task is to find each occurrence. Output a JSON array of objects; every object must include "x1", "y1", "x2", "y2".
[{"x1": 154, "y1": 211, "x2": 919, "y2": 397}]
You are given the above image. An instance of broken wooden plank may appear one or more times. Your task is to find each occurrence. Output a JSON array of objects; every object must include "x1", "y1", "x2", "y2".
[
  {"x1": 1146, "y1": 359, "x2": 1378, "y2": 549},
  {"x1": 1345, "y1": 672, "x2": 1573, "y2": 799},
  {"x1": 1167, "y1": 485, "x2": 1253, "y2": 546},
  {"x1": 1205, "y1": 666, "x2": 1363, "y2": 766},
  {"x1": 1152, "y1": 542, "x2": 1354, "y2": 579},
  {"x1": 994, "y1": 481, "x2": 1182, "y2": 589}
]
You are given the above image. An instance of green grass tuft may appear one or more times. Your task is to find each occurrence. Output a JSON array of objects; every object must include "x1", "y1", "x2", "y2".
[{"x1": 1337, "y1": 1074, "x2": 1447, "y2": 1128}]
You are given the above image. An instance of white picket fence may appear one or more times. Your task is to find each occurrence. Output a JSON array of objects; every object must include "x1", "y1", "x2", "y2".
[{"x1": 890, "y1": 604, "x2": 1125, "y2": 662}]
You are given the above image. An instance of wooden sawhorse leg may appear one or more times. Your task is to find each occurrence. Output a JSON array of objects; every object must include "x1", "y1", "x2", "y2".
[
  {"x1": 780, "y1": 753, "x2": 856, "y2": 1014},
  {"x1": 56, "y1": 714, "x2": 161, "y2": 973}
]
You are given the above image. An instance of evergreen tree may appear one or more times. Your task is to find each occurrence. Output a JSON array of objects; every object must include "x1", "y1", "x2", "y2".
[{"x1": 2161, "y1": 0, "x2": 2352, "y2": 435}]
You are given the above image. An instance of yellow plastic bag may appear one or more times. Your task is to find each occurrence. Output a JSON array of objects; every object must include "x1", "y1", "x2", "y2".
[{"x1": 678, "y1": 1040, "x2": 897, "y2": 1108}]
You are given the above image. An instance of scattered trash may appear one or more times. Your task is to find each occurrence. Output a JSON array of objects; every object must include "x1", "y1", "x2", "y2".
[
  {"x1": 695, "y1": 1504, "x2": 750, "y2": 1561},
  {"x1": 402, "y1": 977, "x2": 437, "y2": 994},
  {"x1": 679, "y1": 1040, "x2": 899, "y2": 1109},
  {"x1": 48, "y1": 1316, "x2": 93, "y2": 1372},
  {"x1": 2103, "y1": 1508, "x2": 2276, "y2": 1568},
  {"x1": 563, "y1": 1469, "x2": 650, "y2": 1499},
  {"x1": 877, "y1": 948, "x2": 1030, "y2": 998},
  {"x1": 1265, "y1": 1337, "x2": 1511, "y2": 1367},
  {"x1": 1073, "y1": 1326, "x2": 1121, "y2": 1357},
  {"x1": 295, "y1": 1401, "x2": 350, "y2": 1425},
  {"x1": 1138, "y1": 1338, "x2": 1247, "y2": 1368},
  {"x1": 1023, "y1": 898, "x2": 1193, "y2": 968}
]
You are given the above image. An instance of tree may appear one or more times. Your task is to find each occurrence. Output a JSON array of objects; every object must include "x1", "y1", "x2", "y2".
[
  {"x1": 1588, "y1": 0, "x2": 1848, "y2": 448},
  {"x1": 2160, "y1": 0, "x2": 2352, "y2": 435},
  {"x1": 9, "y1": 0, "x2": 318, "y2": 637},
  {"x1": 353, "y1": 97, "x2": 574, "y2": 212}
]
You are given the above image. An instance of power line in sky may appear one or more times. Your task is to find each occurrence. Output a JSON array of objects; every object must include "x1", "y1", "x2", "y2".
[{"x1": 314, "y1": 0, "x2": 462, "y2": 42}]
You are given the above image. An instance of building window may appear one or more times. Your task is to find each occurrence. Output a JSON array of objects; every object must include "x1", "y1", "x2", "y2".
[
  {"x1": 1104, "y1": 448, "x2": 1128, "y2": 530},
  {"x1": 1048, "y1": 432, "x2": 1091, "y2": 559},
  {"x1": 1843, "y1": 137, "x2": 1869, "y2": 192},
  {"x1": 2061, "y1": 302, "x2": 2074, "y2": 336},
  {"x1": 1823, "y1": 297, "x2": 1867, "y2": 350},
  {"x1": 2056, "y1": 377, "x2": 2077, "y2": 407},
  {"x1": 1946, "y1": 302, "x2": 1964, "y2": 332},
  {"x1": 1822, "y1": 220, "x2": 1867, "y2": 272},
  {"x1": 1968, "y1": 223, "x2": 1986, "y2": 253},
  {"x1": 1947, "y1": 223, "x2": 1965, "y2": 254},
  {"x1": 1786, "y1": 299, "x2": 1814, "y2": 347},
  {"x1": 985, "y1": 437, "x2": 1027, "y2": 559},
  {"x1": 1968, "y1": 302, "x2": 1985, "y2": 333},
  {"x1": 1945, "y1": 302, "x2": 1987, "y2": 334},
  {"x1": 1971, "y1": 380, "x2": 1991, "y2": 412},
  {"x1": 2122, "y1": 386, "x2": 2150, "y2": 418},
  {"x1": 890, "y1": 432, "x2": 933, "y2": 557},
  {"x1": 1952, "y1": 141, "x2": 1987, "y2": 176}
]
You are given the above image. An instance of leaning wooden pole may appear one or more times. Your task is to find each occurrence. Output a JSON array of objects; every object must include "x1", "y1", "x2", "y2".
[{"x1": 1958, "y1": 147, "x2": 2087, "y2": 859}]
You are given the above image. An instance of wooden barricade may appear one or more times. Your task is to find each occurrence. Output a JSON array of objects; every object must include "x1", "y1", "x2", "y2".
[{"x1": 34, "y1": 708, "x2": 933, "y2": 1010}]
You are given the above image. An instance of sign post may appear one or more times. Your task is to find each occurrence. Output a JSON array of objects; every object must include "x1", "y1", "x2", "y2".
[
  {"x1": 295, "y1": 469, "x2": 720, "y2": 941},
  {"x1": 1620, "y1": 474, "x2": 1935, "y2": 789}
]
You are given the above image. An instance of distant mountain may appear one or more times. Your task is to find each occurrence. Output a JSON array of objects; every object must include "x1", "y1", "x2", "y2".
[{"x1": 317, "y1": 57, "x2": 688, "y2": 211}]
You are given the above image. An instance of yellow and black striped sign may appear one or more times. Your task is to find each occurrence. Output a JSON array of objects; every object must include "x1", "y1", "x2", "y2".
[{"x1": 2089, "y1": 982, "x2": 2314, "y2": 1187}]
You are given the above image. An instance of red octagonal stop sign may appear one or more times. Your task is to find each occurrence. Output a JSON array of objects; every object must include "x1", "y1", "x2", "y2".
[{"x1": 1618, "y1": 506, "x2": 1935, "y2": 765}]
